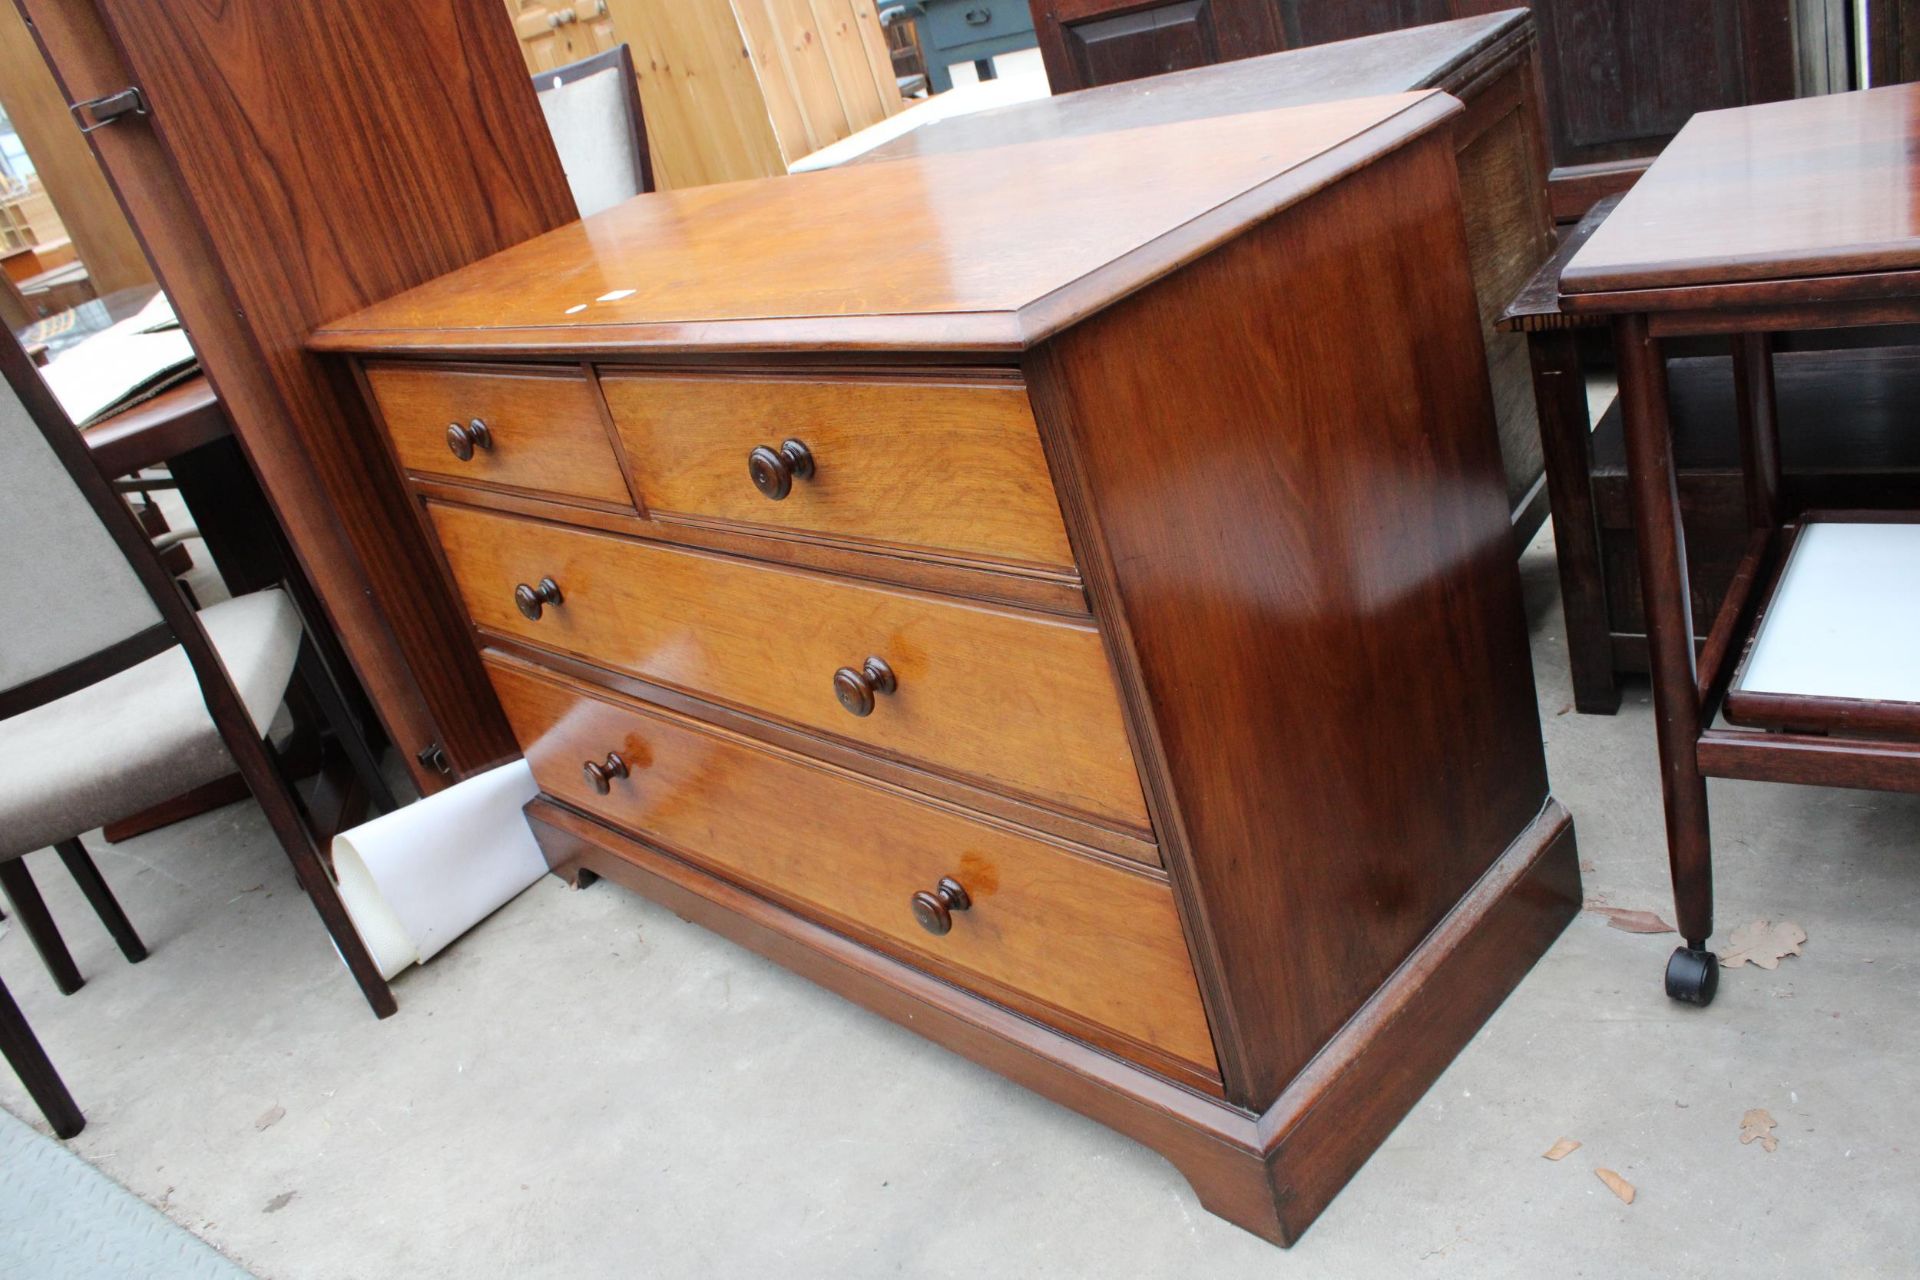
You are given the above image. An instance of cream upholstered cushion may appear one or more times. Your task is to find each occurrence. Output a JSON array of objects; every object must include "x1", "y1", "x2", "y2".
[
  {"x1": 0, "y1": 369, "x2": 161, "y2": 693},
  {"x1": 0, "y1": 589, "x2": 302, "y2": 862},
  {"x1": 535, "y1": 64, "x2": 642, "y2": 219}
]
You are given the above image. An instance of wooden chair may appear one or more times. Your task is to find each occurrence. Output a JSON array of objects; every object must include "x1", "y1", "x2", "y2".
[
  {"x1": 532, "y1": 44, "x2": 654, "y2": 217},
  {"x1": 0, "y1": 324, "x2": 395, "y2": 1133}
]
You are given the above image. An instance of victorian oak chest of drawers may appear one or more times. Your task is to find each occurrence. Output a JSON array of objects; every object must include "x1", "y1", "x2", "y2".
[{"x1": 312, "y1": 92, "x2": 1579, "y2": 1245}]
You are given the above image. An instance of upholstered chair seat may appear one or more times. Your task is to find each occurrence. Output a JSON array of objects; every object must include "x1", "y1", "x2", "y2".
[{"x1": 0, "y1": 588, "x2": 301, "y2": 864}]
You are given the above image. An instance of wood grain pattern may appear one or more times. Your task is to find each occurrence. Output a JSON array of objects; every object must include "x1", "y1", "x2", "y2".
[
  {"x1": 598, "y1": 369, "x2": 1075, "y2": 569},
  {"x1": 1564, "y1": 85, "x2": 1920, "y2": 299},
  {"x1": 487, "y1": 633, "x2": 1156, "y2": 863},
  {"x1": 523, "y1": 781, "x2": 1575, "y2": 1245},
  {"x1": 320, "y1": 87, "x2": 1574, "y2": 1245},
  {"x1": 309, "y1": 92, "x2": 1457, "y2": 355},
  {"x1": 366, "y1": 362, "x2": 634, "y2": 507},
  {"x1": 860, "y1": 13, "x2": 1551, "y2": 519},
  {"x1": 1027, "y1": 130, "x2": 1552, "y2": 1106},
  {"x1": 490, "y1": 656, "x2": 1215, "y2": 1076},
  {"x1": 48, "y1": 0, "x2": 578, "y2": 787},
  {"x1": 429, "y1": 502, "x2": 1150, "y2": 828},
  {"x1": 405, "y1": 471, "x2": 1091, "y2": 616}
]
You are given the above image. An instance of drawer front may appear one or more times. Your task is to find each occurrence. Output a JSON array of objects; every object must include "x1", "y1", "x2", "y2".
[
  {"x1": 922, "y1": 0, "x2": 1034, "y2": 50},
  {"x1": 429, "y1": 503, "x2": 1149, "y2": 829},
  {"x1": 598, "y1": 371, "x2": 1075, "y2": 571},
  {"x1": 367, "y1": 362, "x2": 634, "y2": 508},
  {"x1": 489, "y1": 658, "x2": 1214, "y2": 1073}
]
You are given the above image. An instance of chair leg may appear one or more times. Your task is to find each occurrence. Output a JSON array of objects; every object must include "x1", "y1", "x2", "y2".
[
  {"x1": 0, "y1": 972, "x2": 83, "y2": 1138},
  {"x1": 292, "y1": 638, "x2": 398, "y2": 816},
  {"x1": 54, "y1": 840, "x2": 147, "y2": 964},
  {"x1": 247, "y1": 734, "x2": 397, "y2": 1018},
  {"x1": 0, "y1": 859, "x2": 84, "y2": 996}
]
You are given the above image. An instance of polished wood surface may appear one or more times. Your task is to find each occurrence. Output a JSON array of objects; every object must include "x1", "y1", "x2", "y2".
[
  {"x1": 599, "y1": 369, "x2": 1076, "y2": 569},
  {"x1": 322, "y1": 92, "x2": 1574, "y2": 1245},
  {"x1": 79, "y1": 375, "x2": 224, "y2": 477},
  {"x1": 1564, "y1": 86, "x2": 1920, "y2": 300},
  {"x1": 857, "y1": 14, "x2": 1556, "y2": 522},
  {"x1": 878, "y1": 12, "x2": 1526, "y2": 160},
  {"x1": 1029, "y1": 130, "x2": 1553, "y2": 1104},
  {"x1": 310, "y1": 92, "x2": 1457, "y2": 355},
  {"x1": 527, "y1": 793, "x2": 1576, "y2": 1246},
  {"x1": 28, "y1": 0, "x2": 577, "y2": 790},
  {"x1": 366, "y1": 363, "x2": 634, "y2": 508},
  {"x1": 491, "y1": 658, "x2": 1215, "y2": 1076},
  {"x1": 429, "y1": 502, "x2": 1151, "y2": 829},
  {"x1": 408, "y1": 473, "x2": 1092, "y2": 616}
]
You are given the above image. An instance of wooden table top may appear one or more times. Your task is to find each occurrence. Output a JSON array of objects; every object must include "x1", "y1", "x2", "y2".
[
  {"x1": 81, "y1": 374, "x2": 225, "y2": 476},
  {"x1": 1562, "y1": 84, "x2": 1920, "y2": 304},
  {"x1": 857, "y1": 11, "x2": 1525, "y2": 166},
  {"x1": 311, "y1": 91, "x2": 1456, "y2": 357}
]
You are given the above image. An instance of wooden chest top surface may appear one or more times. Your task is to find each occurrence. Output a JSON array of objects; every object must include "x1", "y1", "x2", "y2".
[
  {"x1": 1562, "y1": 84, "x2": 1920, "y2": 302},
  {"x1": 310, "y1": 91, "x2": 1455, "y2": 356},
  {"x1": 861, "y1": 10, "x2": 1527, "y2": 165}
]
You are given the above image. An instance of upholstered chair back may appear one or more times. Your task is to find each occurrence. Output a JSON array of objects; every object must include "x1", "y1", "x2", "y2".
[
  {"x1": 0, "y1": 378, "x2": 162, "y2": 695},
  {"x1": 535, "y1": 48, "x2": 648, "y2": 218}
]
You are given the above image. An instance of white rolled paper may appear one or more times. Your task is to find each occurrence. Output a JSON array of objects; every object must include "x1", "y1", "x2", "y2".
[{"x1": 332, "y1": 759, "x2": 546, "y2": 980}]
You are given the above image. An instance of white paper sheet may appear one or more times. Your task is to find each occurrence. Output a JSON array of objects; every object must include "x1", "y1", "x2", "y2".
[
  {"x1": 1735, "y1": 521, "x2": 1920, "y2": 704},
  {"x1": 40, "y1": 296, "x2": 197, "y2": 427},
  {"x1": 332, "y1": 760, "x2": 546, "y2": 980}
]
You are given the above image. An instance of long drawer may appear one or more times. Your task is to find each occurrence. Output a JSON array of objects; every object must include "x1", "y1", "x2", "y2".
[
  {"x1": 428, "y1": 502, "x2": 1150, "y2": 829},
  {"x1": 489, "y1": 657, "x2": 1215, "y2": 1074},
  {"x1": 367, "y1": 362, "x2": 634, "y2": 508},
  {"x1": 598, "y1": 370, "x2": 1076, "y2": 571}
]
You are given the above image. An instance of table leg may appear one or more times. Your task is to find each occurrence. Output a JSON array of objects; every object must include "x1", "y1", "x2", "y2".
[
  {"x1": 1615, "y1": 314, "x2": 1718, "y2": 1004},
  {"x1": 1528, "y1": 328, "x2": 1619, "y2": 714},
  {"x1": 1731, "y1": 333, "x2": 1782, "y2": 529}
]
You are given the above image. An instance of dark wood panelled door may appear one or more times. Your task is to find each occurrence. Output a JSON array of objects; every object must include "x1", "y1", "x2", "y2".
[
  {"x1": 1531, "y1": 0, "x2": 1798, "y2": 168},
  {"x1": 1032, "y1": 0, "x2": 1286, "y2": 91}
]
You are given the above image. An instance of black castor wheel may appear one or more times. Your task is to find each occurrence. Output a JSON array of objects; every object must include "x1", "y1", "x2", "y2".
[{"x1": 1665, "y1": 945, "x2": 1719, "y2": 1006}]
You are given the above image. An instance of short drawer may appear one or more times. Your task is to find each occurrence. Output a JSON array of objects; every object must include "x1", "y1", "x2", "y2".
[
  {"x1": 921, "y1": 0, "x2": 1034, "y2": 51},
  {"x1": 428, "y1": 502, "x2": 1148, "y2": 830},
  {"x1": 489, "y1": 657, "x2": 1213, "y2": 1074},
  {"x1": 597, "y1": 371, "x2": 1076, "y2": 571},
  {"x1": 367, "y1": 362, "x2": 634, "y2": 508}
]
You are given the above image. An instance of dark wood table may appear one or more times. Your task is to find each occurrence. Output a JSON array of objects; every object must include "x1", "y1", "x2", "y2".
[{"x1": 1559, "y1": 84, "x2": 1920, "y2": 1007}]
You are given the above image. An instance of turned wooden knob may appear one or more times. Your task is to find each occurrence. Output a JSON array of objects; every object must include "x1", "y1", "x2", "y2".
[
  {"x1": 911, "y1": 877, "x2": 971, "y2": 936},
  {"x1": 582, "y1": 752, "x2": 629, "y2": 794},
  {"x1": 747, "y1": 438, "x2": 814, "y2": 500},
  {"x1": 514, "y1": 576, "x2": 564, "y2": 621},
  {"x1": 446, "y1": 418, "x2": 493, "y2": 461},
  {"x1": 832, "y1": 656, "x2": 896, "y2": 717}
]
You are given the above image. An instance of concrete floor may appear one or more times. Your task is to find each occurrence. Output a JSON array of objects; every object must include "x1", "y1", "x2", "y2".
[{"x1": 3, "y1": 527, "x2": 1918, "y2": 1278}]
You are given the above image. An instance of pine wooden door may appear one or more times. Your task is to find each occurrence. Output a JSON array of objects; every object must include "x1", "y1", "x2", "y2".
[{"x1": 506, "y1": 0, "x2": 620, "y2": 71}]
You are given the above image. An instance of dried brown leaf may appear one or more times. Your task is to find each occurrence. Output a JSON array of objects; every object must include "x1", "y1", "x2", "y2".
[
  {"x1": 1595, "y1": 1167, "x2": 1635, "y2": 1204},
  {"x1": 1598, "y1": 908, "x2": 1677, "y2": 935},
  {"x1": 1720, "y1": 920, "x2": 1807, "y2": 971},
  {"x1": 1740, "y1": 1108, "x2": 1779, "y2": 1153},
  {"x1": 255, "y1": 1104, "x2": 285, "y2": 1132},
  {"x1": 1543, "y1": 1138, "x2": 1581, "y2": 1161}
]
